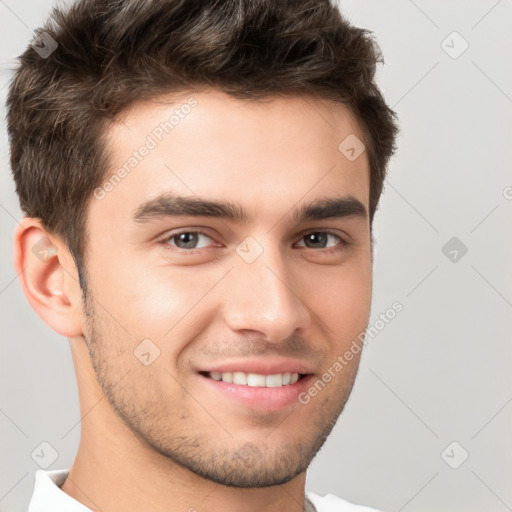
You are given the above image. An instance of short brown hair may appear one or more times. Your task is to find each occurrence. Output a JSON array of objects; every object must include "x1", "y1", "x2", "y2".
[{"x1": 7, "y1": 0, "x2": 399, "y2": 278}]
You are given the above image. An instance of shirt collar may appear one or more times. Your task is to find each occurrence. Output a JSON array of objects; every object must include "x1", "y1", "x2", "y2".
[
  {"x1": 27, "y1": 468, "x2": 378, "y2": 512},
  {"x1": 28, "y1": 469, "x2": 93, "y2": 512}
]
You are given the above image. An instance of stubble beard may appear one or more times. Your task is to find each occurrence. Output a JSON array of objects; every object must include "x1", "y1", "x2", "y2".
[{"x1": 81, "y1": 289, "x2": 359, "y2": 488}]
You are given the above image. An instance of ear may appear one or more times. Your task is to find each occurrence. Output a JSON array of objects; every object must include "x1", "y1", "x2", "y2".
[{"x1": 13, "y1": 218, "x2": 84, "y2": 337}]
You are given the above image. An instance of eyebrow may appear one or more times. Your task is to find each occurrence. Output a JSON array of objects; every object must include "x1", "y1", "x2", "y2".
[{"x1": 132, "y1": 193, "x2": 367, "y2": 224}]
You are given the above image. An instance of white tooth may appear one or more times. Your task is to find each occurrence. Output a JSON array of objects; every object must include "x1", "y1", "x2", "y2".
[
  {"x1": 266, "y1": 373, "x2": 283, "y2": 387},
  {"x1": 221, "y1": 372, "x2": 233, "y2": 383},
  {"x1": 217, "y1": 371, "x2": 298, "y2": 386},
  {"x1": 232, "y1": 372, "x2": 248, "y2": 385},
  {"x1": 247, "y1": 373, "x2": 266, "y2": 387}
]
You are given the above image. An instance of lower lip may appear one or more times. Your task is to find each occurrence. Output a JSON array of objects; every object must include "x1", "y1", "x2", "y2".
[{"x1": 198, "y1": 373, "x2": 314, "y2": 411}]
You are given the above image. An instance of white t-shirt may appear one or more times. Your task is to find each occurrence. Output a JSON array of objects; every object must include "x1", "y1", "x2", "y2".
[{"x1": 28, "y1": 469, "x2": 383, "y2": 512}]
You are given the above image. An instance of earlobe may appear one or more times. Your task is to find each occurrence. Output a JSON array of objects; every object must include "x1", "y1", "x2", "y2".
[{"x1": 13, "y1": 218, "x2": 84, "y2": 338}]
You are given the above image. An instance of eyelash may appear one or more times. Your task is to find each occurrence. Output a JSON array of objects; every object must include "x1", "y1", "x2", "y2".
[{"x1": 159, "y1": 230, "x2": 348, "y2": 254}]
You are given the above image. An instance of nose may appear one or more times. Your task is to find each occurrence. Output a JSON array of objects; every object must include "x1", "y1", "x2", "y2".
[{"x1": 223, "y1": 245, "x2": 311, "y2": 342}]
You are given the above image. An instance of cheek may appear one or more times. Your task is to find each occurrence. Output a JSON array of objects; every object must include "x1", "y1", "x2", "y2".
[
  {"x1": 87, "y1": 258, "x2": 227, "y2": 369},
  {"x1": 313, "y1": 260, "x2": 372, "y2": 339},
  {"x1": 87, "y1": 253, "x2": 197, "y2": 331}
]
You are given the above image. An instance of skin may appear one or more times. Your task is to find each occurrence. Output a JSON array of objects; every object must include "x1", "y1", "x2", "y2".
[{"x1": 14, "y1": 88, "x2": 373, "y2": 512}]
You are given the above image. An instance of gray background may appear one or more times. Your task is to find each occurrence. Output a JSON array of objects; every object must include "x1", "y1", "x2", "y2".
[{"x1": 1, "y1": 1, "x2": 511, "y2": 511}]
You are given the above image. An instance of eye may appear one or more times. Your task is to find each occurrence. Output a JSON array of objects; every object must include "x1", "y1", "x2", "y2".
[
  {"x1": 159, "y1": 229, "x2": 348, "y2": 254},
  {"x1": 296, "y1": 231, "x2": 346, "y2": 252},
  {"x1": 162, "y1": 231, "x2": 215, "y2": 250}
]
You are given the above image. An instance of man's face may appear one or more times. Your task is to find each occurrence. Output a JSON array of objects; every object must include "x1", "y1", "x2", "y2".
[{"x1": 81, "y1": 89, "x2": 372, "y2": 487}]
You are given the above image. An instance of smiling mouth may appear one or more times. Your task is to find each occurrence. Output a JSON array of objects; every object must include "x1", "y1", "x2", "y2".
[{"x1": 200, "y1": 371, "x2": 308, "y2": 388}]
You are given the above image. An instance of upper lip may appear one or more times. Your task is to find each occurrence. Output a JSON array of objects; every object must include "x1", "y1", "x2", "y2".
[{"x1": 197, "y1": 357, "x2": 314, "y2": 375}]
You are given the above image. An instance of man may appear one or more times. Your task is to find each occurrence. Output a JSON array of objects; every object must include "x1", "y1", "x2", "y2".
[{"x1": 7, "y1": 0, "x2": 398, "y2": 510}]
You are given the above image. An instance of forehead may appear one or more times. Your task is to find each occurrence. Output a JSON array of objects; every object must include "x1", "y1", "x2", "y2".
[{"x1": 93, "y1": 89, "x2": 370, "y2": 228}]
